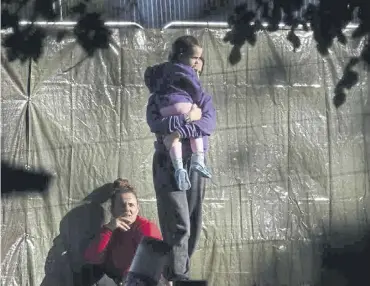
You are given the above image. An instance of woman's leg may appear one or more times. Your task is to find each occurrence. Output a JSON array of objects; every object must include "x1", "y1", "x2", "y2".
[{"x1": 152, "y1": 151, "x2": 191, "y2": 282}]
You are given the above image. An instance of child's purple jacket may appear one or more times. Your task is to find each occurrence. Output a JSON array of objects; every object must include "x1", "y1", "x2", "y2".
[{"x1": 145, "y1": 62, "x2": 216, "y2": 153}]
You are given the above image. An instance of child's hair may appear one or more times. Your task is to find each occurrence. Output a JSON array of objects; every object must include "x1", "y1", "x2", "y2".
[
  {"x1": 168, "y1": 35, "x2": 201, "y2": 62},
  {"x1": 111, "y1": 178, "x2": 138, "y2": 207}
]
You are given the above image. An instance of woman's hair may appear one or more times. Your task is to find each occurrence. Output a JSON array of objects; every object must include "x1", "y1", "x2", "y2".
[
  {"x1": 111, "y1": 178, "x2": 138, "y2": 207},
  {"x1": 168, "y1": 35, "x2": 201, "y2": 62}
]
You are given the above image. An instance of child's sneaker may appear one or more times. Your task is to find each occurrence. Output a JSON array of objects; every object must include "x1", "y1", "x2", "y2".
[
  {"x1": 174, "y1": 168, "x2": 191, "y2": 191},
  {"x1": 190, "y1": 162, "x2": 212, "y2": 178}
]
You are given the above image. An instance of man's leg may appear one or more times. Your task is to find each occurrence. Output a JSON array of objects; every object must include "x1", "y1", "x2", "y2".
[
  {"x1": 95, "y1": 274, "x2": 118, "y2": 286},
  {"x1": 186, "y1": 161, "x2": 206, "y2": 258},
  {"x1": 152, "y1": 151, "x2": 191, "y2": 281}
]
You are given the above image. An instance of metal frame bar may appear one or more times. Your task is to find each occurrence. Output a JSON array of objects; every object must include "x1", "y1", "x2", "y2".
[
  {"x1": 4, "y1": 20, "x2": 359, "y2": 31},
  {"x1": 2, "y1": 20, "x2": 359, "y2": 32},
  {"x1": 162, "y1": 21, "x2": 229, "y2": 29},
  {"x1": 162, "y1": 21, "x2": 359, "y2": 30},
  {"x1": 17, "y1": 21, "x2": 145, "y2": 29}
]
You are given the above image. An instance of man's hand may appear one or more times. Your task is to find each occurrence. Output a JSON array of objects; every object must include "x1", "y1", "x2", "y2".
[
  {"x1": 105, "y1": 217, "x2": 131, "y2": 232},
  {"x1": 163, "y1": 131, "x2": 180, "y2": 150},
  {"x1": 188, "y1": 104, "x2": 202, "y2": 122}
]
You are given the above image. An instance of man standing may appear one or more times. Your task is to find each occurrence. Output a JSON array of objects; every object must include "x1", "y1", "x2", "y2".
[
  {"x1": 145, "y1": 37, "x2": 215, "y2": 283},
  {"x1": 84, "y1": 179, "x2": 162, "y2": 285}
]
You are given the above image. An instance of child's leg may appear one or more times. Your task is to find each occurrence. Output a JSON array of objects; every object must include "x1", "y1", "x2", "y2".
[
  {"x1": 169, "y1": 141, "x2": 183, "y2": 170},
  {"x1": 189, "y1": 138, "x2": 212, "y2": 178},
  {"x1": 160, "y1": 103, "x2": 192, "y2": 117},
  {"x1": 190, "y1": 137, "x2": 204, "y2": 154},
  {"x1": 167, "y1": 138, "x2": 191, "y2": 191}
]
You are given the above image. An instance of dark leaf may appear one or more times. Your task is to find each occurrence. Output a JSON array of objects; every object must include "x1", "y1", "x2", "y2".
[
  {"x1": 228, "y1": 45, "x2": 241, "y2": 65},
  {"x1": 302, "y1": 22, "x2": 309, "y2": 31},
  {"x1": 254, "y1": 20, "x2": 263, "y2": 31},
  {"x1": 240, "y1": 11, "x2": 255, "y2": 24},
  {"x1": 245, "y1": 27, "x2": 257, "y2": 46},
  {"x1": 287, "y1": 30, "x2": 301, "y2": 51},
  {"x1": 3, "y1": 26, "x2": 47, "y2": 63},
  {"x1": 337, "y1": 31, "x2": 347, "y2": 45},
  {"x1": 316, "y1": 43, "x2": 329, "y2": 56},
  {"x1": 34, "y1": 0, "x2": 57, "y2": 20},
  {"x1": 291, "y1": 18, "x2": 300, "y2": 30},
  {"x1": 271, "y1": 5, "x2": 282, "y2": 27},
  {"x1": 219, "y1": 0, "x2": 229, "y2": 8},
  {"x1": 70, "y1": 3, "x2": 87, "y2": 15},
  {"x1": 352, "y1": 24, "x2": 368, "y2": 39},
  {"x1": 283, "y1": 13, "x2": 294, "y2": 26},
  {"x1": 261, "y1": 3, "x2": 269, "y2": 19},
  {"x1": 27, "y1": 27, "x2": 46, "y2": 62},
  {"x1": 333, "y1": 88, "x2": 346, "y2": 108},
  {"x1": 5, "y1": 46, "x2": 19, "y2": 62},
  {"x1": 267, "y1": 23, "x2": 279, "y2": 32},
  {"x1": 227, "y1": 15, "x2": 235, "y2": 26},
  {"x1": 223, "y1": 30, "x2": 233, "y2": 43},
  {"x1": 1, "y1": 9, "x2": 19, "y2": 29},
  {"x1": 360, "y1": 43, "x2": 370, "y2": 66},
  {"x1": 347, "y1": 57, "x2": 360, "y2": 69},
  {"x1": 340, "y1": 70, "x2": 359, "y2": 89},
  {"x1": 246, "y1": 34, "x2": 257, "y2": 46},
  {"x1": 303, "y1": 3, "x2": 317, "y2": 21},
  {"x1": 74, "y1": 12, "x2": 112, "y2": 57},
  {"x1": 357, "y1": 2, "x2": 370, "y2": 22},
  {"x1": 292, "y1": 0, "x2": 304, "y2": 11},
  {"x1": 56, "y1": 30, "x2": 67, "y2": 42},
  {"x1": 229, "y1": 30, "x2": 246, "y2": 46},
  {"x1": 234, "y1": 3, "x2": 248, "y2": 15}
]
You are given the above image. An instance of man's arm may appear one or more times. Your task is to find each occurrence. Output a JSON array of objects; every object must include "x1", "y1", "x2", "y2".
[
  {"x1": 146, "y1": 94, "x2": 216, "y2": 138},
  {"x1": 191, "y1": 94, "x2": 216, "y2": 137},
  {"x1": 174, "y1": 94, "x2": 217, "y2": 138},
  {"x1": 84, "y1": 227, "x2": 113, "y2": 264}
]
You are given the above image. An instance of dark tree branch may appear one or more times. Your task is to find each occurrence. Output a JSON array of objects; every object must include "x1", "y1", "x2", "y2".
[
  {"x1": 1, "y1": 0, "x2": 111, "y2": 63},
  {"x1": 224, "y1": 0, "x2": 370, "y2": 108},
  {"x1": 1, "y1": 0, "x2": 369, "y2": 108}
]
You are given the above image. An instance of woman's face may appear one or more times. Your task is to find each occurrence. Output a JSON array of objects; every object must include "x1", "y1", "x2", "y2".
[
  {"x1": 112, "y1": 192, "x2": 139, "y2": 224},
  {"x1": 179, "y1": 45, "x2": 203, "y2": 69}
]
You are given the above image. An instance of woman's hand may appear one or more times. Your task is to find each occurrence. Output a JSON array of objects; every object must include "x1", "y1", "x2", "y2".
[
  {"x1": 188, "y1": 104, "x2": 202, "y2": 122},
  {"x1": 105, "y1": 217, "x2": 131, "y2": 232}
]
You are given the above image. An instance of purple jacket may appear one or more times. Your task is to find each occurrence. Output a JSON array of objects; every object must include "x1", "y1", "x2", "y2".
[
  {"x1": 144, "y1": 62, "x2": 202, "y2": 106},
  {"x1": 145, "y1": 62, "x2": 216, "y2": 153}
]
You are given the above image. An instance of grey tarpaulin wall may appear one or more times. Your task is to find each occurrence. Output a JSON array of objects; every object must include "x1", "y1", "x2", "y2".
[{"x1": 1, "y1": 26, "x2": 370, "y2": 286}]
